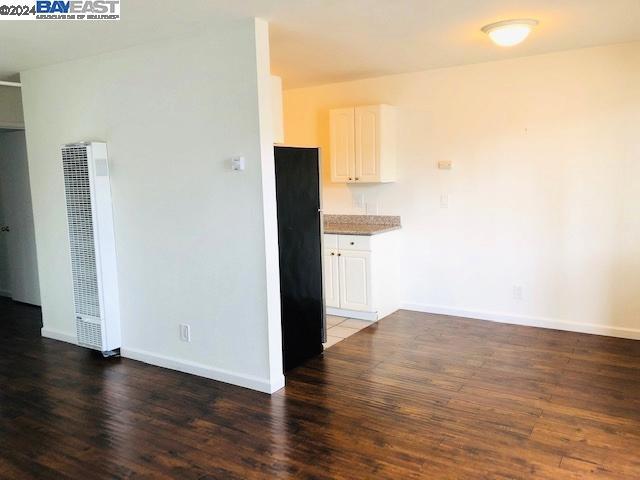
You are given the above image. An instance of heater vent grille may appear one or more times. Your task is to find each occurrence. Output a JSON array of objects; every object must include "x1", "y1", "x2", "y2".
[
  {"x1": 76, "y1": 317, "x2": 103, "y2": 350},
  {"x1": 62, "y1": 145, "x2": 101, "y2": 318}
]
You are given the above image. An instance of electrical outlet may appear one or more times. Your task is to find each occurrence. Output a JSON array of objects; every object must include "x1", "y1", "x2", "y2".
[
  {"x1": 440, "y1": 194, "x2": 449, "y2": 209},
  {"x1": 512, "y1": 285, "x2": 523, "y2": 301},
  {"x1": 179, "y1": 324, "x2": 191, "y2": 342}
]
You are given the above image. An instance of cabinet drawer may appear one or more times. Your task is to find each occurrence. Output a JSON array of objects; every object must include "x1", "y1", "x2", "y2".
[
  {"x1": 324, "y1": 234, "x2": 338, "y2": 249},
  {"x1": 338, "y1": 235, "x2": 371, "y2": 251}
]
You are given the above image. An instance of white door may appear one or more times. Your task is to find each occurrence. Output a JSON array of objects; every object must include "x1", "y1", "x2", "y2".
[
  {"x1": 339, "y1": 250, "x2": 372, "y2": 312},
  {"x1": 0, "y1": 131, "x2": 40, "y2": 305},
  {"x1": 323, "y1": 249, "x2": 340, "y2": 308},
  {"x1": 354, "y1": 106, "x2": 380, "y2": 183},
  {"x1": 330, "y1": 108, "x2": 355, "y2": 183}
]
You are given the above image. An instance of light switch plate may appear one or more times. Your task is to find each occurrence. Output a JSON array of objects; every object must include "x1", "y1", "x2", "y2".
[
  {"x1": 438, "y1": 160, "x2": 452, "y2": 170},
  {"x1": 231, "y1": 156, "x2": 245, "y2": 171}
]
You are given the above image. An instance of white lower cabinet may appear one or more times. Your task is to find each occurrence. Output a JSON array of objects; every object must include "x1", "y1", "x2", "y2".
[
  {"x1": 323, "y1": 248, "x2": 340, "y2": 308},
  {"x1": 323, "y1": 232, "x2": 399, "y2": 321},
  {"x1": 339, "y1": 250, "x2": 372, "y2": 311}
]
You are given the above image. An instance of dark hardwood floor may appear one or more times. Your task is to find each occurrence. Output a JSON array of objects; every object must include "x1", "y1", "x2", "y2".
[{"x1": 2, "y1": 298, "x2": 640, "y2": 479}]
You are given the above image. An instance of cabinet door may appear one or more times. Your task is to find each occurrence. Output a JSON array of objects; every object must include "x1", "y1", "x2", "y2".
[
  {"x1": 330, "y1": 108, "x2": 355, "y2": 183},
  {"x1": 354, "y1": 106, "x2": 380, "y2": 183},
  {"x1": 324, "y1": 249, "x2": 340, "y2": 308},
  {"x1": 339, "y1": 250, "x2": 372, "y2": 312}
]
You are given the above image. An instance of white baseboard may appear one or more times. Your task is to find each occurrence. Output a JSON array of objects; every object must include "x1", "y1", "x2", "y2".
[
  {"x1": 40, "y1": 328, "x2": 285, "y2": 394},
  {"x1": 41, "y1": 327, "x2": 77, "y2": 344},
  {"x1": 327, "y1": 307, "x2": 377, "y2": 321},
  {"x1": 121, "y1": 347, "x2": 285, "y2": 394},
  {"x1": 401, "y1": 303, "x2": 640, "y2": 341}
]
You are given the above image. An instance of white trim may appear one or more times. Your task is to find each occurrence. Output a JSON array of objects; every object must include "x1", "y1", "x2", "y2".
[
  {"x1": 254, "y1": 18, "x2": 285, "y2": 391},
  {"x1": 402, "y1": 303, "x2": 640, "y2": 340},
  {"x1": 41, "y1": 327, "x2": 77, "y2": 344},
  {"x1": 269, "y1": 373, "x2": 286, "y2": 392},
  {"x1": 0, "y1": 122, "x2": 24, "y2": 129},
  {"x1": 327, "y1": 306, "x2": 377, "y2": 321},
  {"x1": 121, "y1": 347, "x2": 285, "y2": 394},
  {"x1": 39, "y1": 329, "x2": 285, "y2": 393}
]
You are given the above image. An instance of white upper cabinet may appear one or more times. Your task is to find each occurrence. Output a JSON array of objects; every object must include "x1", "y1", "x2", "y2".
[
  {"x1": 330, "y1": 105, "x2": 396, "y2": 183},
  {"x1": 329, "y1": 108, "x2": 355, "y2": 182}
]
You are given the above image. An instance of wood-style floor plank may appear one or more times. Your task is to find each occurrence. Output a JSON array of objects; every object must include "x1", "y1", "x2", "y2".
[{"x1": 2, "y1": 298, "x2": 640, "y2": 478}]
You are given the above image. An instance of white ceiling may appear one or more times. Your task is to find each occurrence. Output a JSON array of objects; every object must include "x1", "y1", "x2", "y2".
[{"x1": 1, "y1": 0, "x2": 639, "y2": 88}]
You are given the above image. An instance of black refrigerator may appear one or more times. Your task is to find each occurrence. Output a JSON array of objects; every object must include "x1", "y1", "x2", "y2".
[{"x1": 274, "y1": 146, "x2": 325, "y2": 372}]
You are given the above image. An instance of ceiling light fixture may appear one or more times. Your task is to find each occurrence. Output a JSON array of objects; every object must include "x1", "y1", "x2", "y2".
[{"x1": 481, "y1": 19, "x2": 539, "y2": 47}]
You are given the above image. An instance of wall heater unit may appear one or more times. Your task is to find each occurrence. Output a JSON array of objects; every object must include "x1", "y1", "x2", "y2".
[{"x1": 62, "y1": 142, "x2": 121, "y2": 355}]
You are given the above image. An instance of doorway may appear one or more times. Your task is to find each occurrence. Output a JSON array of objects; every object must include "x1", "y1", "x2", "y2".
[{"x1": 0, "y1": 129, "x2": 40, "y2": 306}]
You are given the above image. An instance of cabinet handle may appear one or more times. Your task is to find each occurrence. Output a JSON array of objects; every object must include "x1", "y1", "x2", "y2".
[
  {"x1": 348, "y1": 177, "x2": 352, "y2": 181},
  {"x1": 350, "y1": 241, "x2": 355, "y2": 245},
  {"x1": 338, "y1": 253, "x2": 342, "y2": 256},
  {"x1": 355, "y1": 177, "x2": 359, "y2": 181},
  {"x1": 330, "y1": 252, "x2": 335, "y2": 256}
]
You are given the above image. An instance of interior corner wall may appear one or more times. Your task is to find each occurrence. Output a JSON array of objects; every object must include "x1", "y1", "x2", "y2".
[
  {"x1": 0, "y1": 86, "x2": 24, "y2": 128},
  {"x1": 283, "y1": 41, "x2": 640, "y2": 339},
  {"x1": 20, "y1": 18, "x2": 284, "y2": 393}
]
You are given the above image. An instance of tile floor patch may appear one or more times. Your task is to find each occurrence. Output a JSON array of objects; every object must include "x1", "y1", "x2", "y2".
[
  {"x1": 323, "y1": 317, "x2": 374, "y2": 350},
  {"x1": 326, "y1": 325, "x2": 360, "y2": 339},
  {"x1": 340, "y1": 319, "x2": 370, "y2": 330},
  {"x1": 324, "y1": 335, "x2": 342, "y2": 348}
]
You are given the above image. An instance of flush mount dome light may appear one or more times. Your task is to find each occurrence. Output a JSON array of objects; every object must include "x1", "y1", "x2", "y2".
[{"x1": 481, "y1": 19, "x2": 539, "y2": 47}]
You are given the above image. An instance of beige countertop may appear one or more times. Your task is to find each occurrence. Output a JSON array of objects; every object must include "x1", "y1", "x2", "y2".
[{"x1": 323, "y1": 214, "x2": 401, "y2": 236}]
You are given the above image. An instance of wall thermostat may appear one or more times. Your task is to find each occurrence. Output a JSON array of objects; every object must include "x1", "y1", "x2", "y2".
[{"x1": 231, "y1": 156, "x2": 246, "y2": 171}]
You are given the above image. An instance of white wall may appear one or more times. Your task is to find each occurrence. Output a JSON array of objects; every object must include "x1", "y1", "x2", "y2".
[
  {"x1": 21, "y1": 18, "x2": 284, "y2": 393},
  {"x1": 284, "y1": 42, "x2": 640, "y2": 338},
  {"x1": 0, "y1": 130, "x2": 40, "y2": 305},
  {"x1": 0, "y1": 87, "x2": 24, "y2": 128}
]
